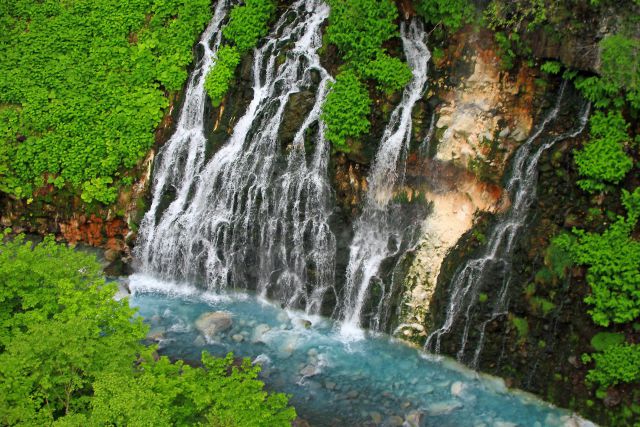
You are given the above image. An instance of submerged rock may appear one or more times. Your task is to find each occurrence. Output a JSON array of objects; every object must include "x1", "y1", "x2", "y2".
[
  {"x1": 146, "y1": 327, "x2": 165, "y2": 342},
  {"x1": 294, "y1": 318, "x2": 312, "y2": 329},
  {"x1": 450, "y1": 381, "x2": 465, "y2": 397},
  {"x1": 194, "y1": 311, "x2": 232, "y2": 338},
  {"x1": 425, "y1": 400, "x2": 462, "y2": 416},
  {"x1": 252, "y1": 323, "x2": 271, "y2": 343},
  {"x1": 386, "y1": 415, "x2": 404, "y2": 426},
  {"x1": 300, "y1": 364, "x2": 320, "y2": 378},
  {"x1": 404, "y1": 410, "x2": 424, "y2": 427}
]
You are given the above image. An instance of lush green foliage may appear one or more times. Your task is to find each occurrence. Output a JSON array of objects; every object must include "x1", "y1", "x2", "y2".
[
  {"x1": 223, "y1": 0, "x2": 277, "y2": 54},
  {"x1": 204, "y1": 0, "x2": 276, "y2": 106},
  {"x1": 484, "y1": 0, "x2": 547, "y2": 32},
  {"x1": 540, "y1": 61, "x2": 562, "y2": 75},
  {"x1": 321, "y1": 70, "x2": 372, "y2": 150},
  {"x1": 0, "y1": 235, "x2": 295, "y2": 426},
  {"x1": 554, "y1": 188, "x2": 640, "y2": 327},
  {"x1": 322, "y1": 0, "x2": 412, "y2": 149},
  {"x1": 362, "y1": 53, "x2": 414, "y2": 94},
  {"x1": 205, "y1": 46, "x2": 242, "y2": 107},
  {"x1": 574, "y1": 111, "x2": 633, "y2": 193},
  {"x1": 91, "y1": 353, "x2": 296, "y2": 427},
  {"x1": 326, "y1": 0, "x2": 399, "y2": 64},
  {"x1": 0, "y1": 234, "x2": 147, "y2": 424},
  {"x1": 0, "y1": 0, "x2": 212, "y2": 204},
  {"x1": 582, "y1": 344, "x2": 640, "y2": 388},
  {"x1": 415, "y1": 0, "x2": 474, "y2": 31},
  {"x1": 571, "y1": 34, "x2": 640, "y2": 110}
]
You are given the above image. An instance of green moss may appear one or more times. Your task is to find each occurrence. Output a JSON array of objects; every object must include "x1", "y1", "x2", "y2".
[
  {"x1": 590, "y1": 332, "x2": 625, "y2": 352},
  {"x1": 510, "y1": 316, "x2": 529, "y2": 342}
]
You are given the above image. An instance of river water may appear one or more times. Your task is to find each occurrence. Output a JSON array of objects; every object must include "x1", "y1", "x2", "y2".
[{"x1": 126, "y1": 274, "x2": 593, "y2": 427}]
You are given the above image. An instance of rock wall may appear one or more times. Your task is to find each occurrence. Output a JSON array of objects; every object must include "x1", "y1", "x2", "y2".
[{"x1": 395, "y1": 28, "x2": 539, "y2": 341}]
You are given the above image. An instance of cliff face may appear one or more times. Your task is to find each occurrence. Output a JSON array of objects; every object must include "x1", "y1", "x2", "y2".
[{"x1": 395, "y1": 27, "x2": 538, "y2": 340}]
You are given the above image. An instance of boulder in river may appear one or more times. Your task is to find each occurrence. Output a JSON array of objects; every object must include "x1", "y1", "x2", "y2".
[
  {"x1": 252, "y1": 323, "x2": 271, "y2": 343},
  {"x1": 195, "y1": 311, "x2": 233, "y2": 338},
  {"x1": 404, "y1": 410, "x2": 425, "y2": 427},
  {"x1": 425, "y1": 400, "x2": 462, "y2": 416}
]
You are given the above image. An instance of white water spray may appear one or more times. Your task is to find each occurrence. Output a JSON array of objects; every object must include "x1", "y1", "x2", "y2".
[
  {"x1": 338, "y1": 20, "x2": 431, "y2": 338},
  {"x1": 136, "y1": 0, "x2": 336, "y2": 313}
]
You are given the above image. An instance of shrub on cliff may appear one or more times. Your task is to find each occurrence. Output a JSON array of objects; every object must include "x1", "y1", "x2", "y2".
[
  {"x1": 575, "y1": 34, "x2": 640, "y2": 110},
  {"x1": 223, "y1": 0, "x2": 277, "y2": 54},
  {"x1": 363, "y1": 53, "x2": 414, "y2": 94},
  {"x1": 416, "y1": 0, "x2": 474, "y2": 31},
  {"x1": 553, "y1": 188, "x2": 640, "y2": 327},
  {"x1": 574, "y1": 111, "x2": 633, "y2": 193},
  {"x1": 322, "y1": 0, "x2": 412, "y2": 150},
  {"x1": 321, "y1": 70, "x2": 372, "y2": 151},
  {"x1": 205, "y1": 46, "x2": 242, "y2": 107},
  {"x1": 582, "y1": 344, "x2": 640, "y2": 388},
  {"x1": 0, "y1": 234, "x2": 295, "y2": 426},
  {"x1": 326, "y1": 0, "x2": 399, "y2": 63}
]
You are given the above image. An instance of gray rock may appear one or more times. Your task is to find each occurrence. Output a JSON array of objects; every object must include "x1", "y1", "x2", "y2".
[
  {"x1": 232, "y1": 334, "x2": 244, "y2": 343},
  {"x1": 294, "y1": 318, "x2": 312, "y2": 329},
  {"x1": 370, "y1": 412, "x2": 383, "y2": 424},
  {"x1": 146, "y1": 328, "x2": 165, "y2": 342},
  {"x1": 426, "y1": 401, "x2": 463, "y2": 416},
  {"x1": 193, "y1": 335, "x2": 206, "y2": 346},
  {"x1": 324, "y1": 381, "x2": 336, "y2": 390},
  {"x1": 195, "y1": 311, "x2": 232, "y2": 338},
  {"x1": 386, "y1": 415, "x2": 404, "y2": 426},
  {"x1": 300, "y1": 364, "x2": 320, "y2": 378},
  {"x1": 403, "y1": 411, "x2": 424, "y2": 427},
  {"x1": 252, "y1": 324, "x2": 271, "y2": 343}
]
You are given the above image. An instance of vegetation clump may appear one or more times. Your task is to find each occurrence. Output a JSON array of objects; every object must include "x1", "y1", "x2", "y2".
[
  {"x1": 0, "y1": 234, "x2": 295, "y2": 426},
  {"x1": 574, "y1": 111, "x2": 634, "y2": 193},
  {"x1": 321, "y1": 0, "x2": 412, "y2": 151},
  {"x1": 415, "y1": 0, "x2": 474, "y2": 32},
  {"x1": 322, "y1": 70, "x2": 372, "y2": 150},
  {"x1": 582, "y1": 344, "x2": 640, "y2": 388},
  {"x1": 204, "y1": 46, "x2": 242, "y2": 107},
  {"x1": 554, "y1": 188, "x2": 640, "y2": 327},
  {"x1": 0, "y1": 0, "x2": 212, "y2": 204},
  {"x1": 204, "y1": 0, "x2": 276, "y2": 106}
]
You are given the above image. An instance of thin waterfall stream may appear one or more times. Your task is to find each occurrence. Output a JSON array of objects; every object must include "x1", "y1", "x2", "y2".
[
  {"x1": 136, "y1": 0, "x2": 335, "y2": 313},
  {"x1": 338, "y1": 20, "x2": 431, "y2": 338},
  {"x1": 425, "y1": 83, "x2": 591, "y2": 366}
]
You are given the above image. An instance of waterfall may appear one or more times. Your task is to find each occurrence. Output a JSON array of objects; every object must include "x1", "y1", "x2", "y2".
[
  {"x1": 337, "y1": 20, "x2": 431, "y2": 337},
  {"x1": 424, "y1": 82, "x2": 590, "y2": 366},
  {"x1": 135, "y1": 0, "x2": 336, "y2": 314}
]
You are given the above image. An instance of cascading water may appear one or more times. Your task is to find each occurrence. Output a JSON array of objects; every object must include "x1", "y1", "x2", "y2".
[
  {"x1": 337, "y1": 20, "x2": 431, "y2": 337},
  {"x1": 424, "y1": 82, "x2": 590, "y2": 366},
  {"x1": 135, "y1": 0, "x2": 336, "y2": 313}
]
